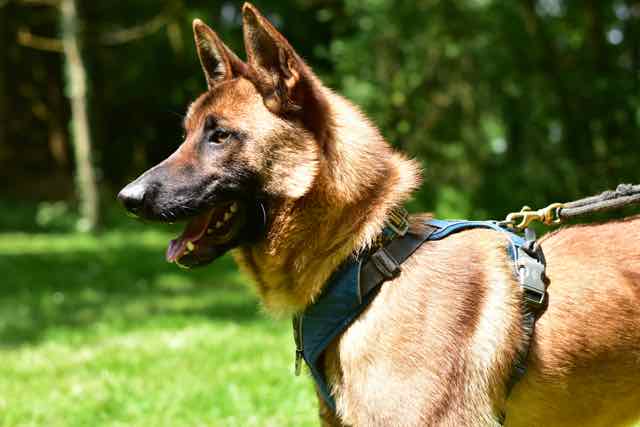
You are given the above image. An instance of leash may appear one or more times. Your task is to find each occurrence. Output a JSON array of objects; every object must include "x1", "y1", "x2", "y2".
[
  {"x1": 501, "y1": 183, "x2": 640, "y2": 230},
  {"x1": 559, "y1": 183, "x2": 640, "y2": 219}
]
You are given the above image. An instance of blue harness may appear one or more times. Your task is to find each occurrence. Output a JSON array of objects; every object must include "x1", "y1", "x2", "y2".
[{"x1": 293, "y1": 218, "x2": 545, "y2": 412}]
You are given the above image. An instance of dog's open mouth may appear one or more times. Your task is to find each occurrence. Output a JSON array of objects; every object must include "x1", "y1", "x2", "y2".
[{"x1": 166, "y1": 201, "x2": 246, "y2": 268}]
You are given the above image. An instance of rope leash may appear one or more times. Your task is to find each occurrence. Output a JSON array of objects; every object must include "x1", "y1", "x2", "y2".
[
  {"x1": 502, "y1": 183, "x2": 640, "y2": 231},
  {"x1": 559, "y1": 183, "x2": 640, "y2": 219}
]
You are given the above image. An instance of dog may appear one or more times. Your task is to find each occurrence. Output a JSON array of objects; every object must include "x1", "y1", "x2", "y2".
[{"x1": 118, "y1": 3, "x2": 640, "y2": 426}]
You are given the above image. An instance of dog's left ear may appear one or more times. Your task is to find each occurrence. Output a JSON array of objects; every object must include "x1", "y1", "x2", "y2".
[{"x1": 241, "y1": 3, "x2": 306, "y2": 114}]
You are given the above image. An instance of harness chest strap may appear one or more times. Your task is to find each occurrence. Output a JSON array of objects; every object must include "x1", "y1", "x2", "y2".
[{"x1": 293, "y1": 214, "x2": 547, "y2": 413}]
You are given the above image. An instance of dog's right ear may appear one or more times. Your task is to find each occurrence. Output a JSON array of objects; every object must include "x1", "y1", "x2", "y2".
[
  {"x1": 241, "y1": 2, "x2": 330, "y2": 143},
  {"x1": 241, "y1": 3, "x2": 306, "y2": 114},
  {"x1": 193, "y1": 19, "x2": 246, "y2": 89}
]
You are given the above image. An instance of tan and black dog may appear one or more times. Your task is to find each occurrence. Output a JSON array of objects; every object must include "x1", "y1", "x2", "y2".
[{"x1": 118, "y1": 3, "x2": 640, "y2": 426}]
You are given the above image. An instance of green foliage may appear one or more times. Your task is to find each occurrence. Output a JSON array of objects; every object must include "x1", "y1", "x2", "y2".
[
  {"x1": 35, "y1": 201, "x2": 78, "y2": 231},
  {"x1": 3, "y1": 1, "x2": 638, "y2": 218},
  {"x1": 321, "y1": 0, "x2": 639, "y2": 217}
]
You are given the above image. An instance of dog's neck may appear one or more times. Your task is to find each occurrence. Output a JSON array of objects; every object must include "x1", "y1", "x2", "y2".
[{"x1": 234, "y1": 90, "x2": 421, "y2": 315}]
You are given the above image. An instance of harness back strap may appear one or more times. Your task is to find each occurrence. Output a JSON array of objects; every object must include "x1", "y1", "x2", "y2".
[{"x1": 359, "y1": 225, "x2": 438, "y2": 299}]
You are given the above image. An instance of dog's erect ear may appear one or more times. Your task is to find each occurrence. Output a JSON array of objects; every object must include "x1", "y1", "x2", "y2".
[
  {"x1": 241, "y1": 3, "x2": 304, "y2": 114},
  {"x1": 193, "y1": 19, "x2": 246, "y2": 89}
]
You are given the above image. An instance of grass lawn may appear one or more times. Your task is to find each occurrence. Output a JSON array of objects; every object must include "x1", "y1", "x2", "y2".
[
  {"x1": 6, "y1": 206, "x2": 638, "y2": 427},
  {"x1": 0, "y1": 224, "x2": 318, "y2": 426}
]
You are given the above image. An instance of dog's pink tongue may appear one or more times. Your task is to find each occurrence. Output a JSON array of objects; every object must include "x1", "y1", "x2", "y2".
[{"x1": 166, "y1": 210, "x2": 213, "y2": 262}]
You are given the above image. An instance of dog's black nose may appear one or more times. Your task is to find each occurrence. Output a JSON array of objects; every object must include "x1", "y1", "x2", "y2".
[{"x1": 117, "y1": 181, "x2": 147, "y2": 217}]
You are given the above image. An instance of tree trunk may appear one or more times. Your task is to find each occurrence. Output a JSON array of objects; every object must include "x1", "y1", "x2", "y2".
[
  {"x1": 0, "y1": 5, "x2": 6, "y2": 152},
  {"x1": 60, "y1": 0, "x2": 99, "y2": 232},
  {"x1": 45, "y1": 77, "x2": 68, "y2": 168}
]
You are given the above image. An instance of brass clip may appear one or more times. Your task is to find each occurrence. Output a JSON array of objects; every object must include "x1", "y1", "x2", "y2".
[{"x1": 503, "y1": 203, "x2": 564, "y2": 231}]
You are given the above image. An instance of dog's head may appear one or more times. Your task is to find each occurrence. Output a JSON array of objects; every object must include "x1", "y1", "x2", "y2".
[{"x1": 118, "y1": 3, "x2": 328, "y2": 268}]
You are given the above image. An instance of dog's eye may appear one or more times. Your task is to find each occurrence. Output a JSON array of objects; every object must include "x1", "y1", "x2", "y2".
[{"x1": 209, "y1": 128, "x2": 231, "y2": 144}]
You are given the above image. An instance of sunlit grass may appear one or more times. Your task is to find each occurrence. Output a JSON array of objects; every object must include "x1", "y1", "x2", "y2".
[{"x1": 0, "y1": 227, "x2": 317, "y2": 427}]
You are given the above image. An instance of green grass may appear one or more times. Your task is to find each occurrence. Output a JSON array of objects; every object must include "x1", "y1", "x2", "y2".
[{"x1": 0, "y1": 226, "x2": 318, "y2": 426}]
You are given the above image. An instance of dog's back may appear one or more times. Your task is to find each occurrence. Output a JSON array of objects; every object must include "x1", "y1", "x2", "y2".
[
  {"x1": 322, "y1": 216, "x2": 640, "y2": 427},
  {"x1": 505, "y1": 215, "x2": 640, "y2": 426}
]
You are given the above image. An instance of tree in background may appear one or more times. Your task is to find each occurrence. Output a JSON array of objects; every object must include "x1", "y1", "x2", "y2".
[
  {"x1": 13, "y1": 0, "x2": 99, "y2": 231},
  {"x1": 1, "y1": 0, "x2": 638, "y2": 229},
  {"x1": 6, "y1": 0, "x2": 182, "y2": 231},
  {"x1": 60, "y1": 0, "x2": 98, "y2": 231}
]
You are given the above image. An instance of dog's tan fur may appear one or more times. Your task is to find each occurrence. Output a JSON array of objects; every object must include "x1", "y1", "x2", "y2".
[{"x1": 187, "y1": 5, "x2": 640, "y2": 426}]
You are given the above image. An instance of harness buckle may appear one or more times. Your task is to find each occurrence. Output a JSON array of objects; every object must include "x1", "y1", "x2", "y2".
[
  {"x1": 370, "y1": 247, "x2": 401, "y2": 280},
  {"x1": 516, "y1": 248, "x2": 547, "y2": 308},
  {"x1": 385, "y1": 207, "x2": 409, "y2": 237},
  {"x1": 522, "y1": 282, "x2": 546, "y2": 306}
]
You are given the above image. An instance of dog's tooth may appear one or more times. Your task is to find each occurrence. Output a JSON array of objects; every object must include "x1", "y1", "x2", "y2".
[
  {"x1": 186, "y1": 241, "x2": 195, "y2": 252},
  {"x1": 230, "y1": 202, "x2": 238, "y2": 213},
  {"x1": 224, "y1": 212, "x2": 232, "y2": 221},
  {"x1": 176, "y1": 261, "x2": 190, "y2": 270},
  {"x1": 216, "y1": 221, "x2": 223, "y2": 228}
]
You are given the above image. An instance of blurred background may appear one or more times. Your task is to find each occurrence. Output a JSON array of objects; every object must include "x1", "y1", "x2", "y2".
[{"x1": 0, "y1": 0, "x2": 638, "y2": 425}]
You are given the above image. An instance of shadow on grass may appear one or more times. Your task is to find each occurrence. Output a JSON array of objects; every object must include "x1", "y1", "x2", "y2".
[{"x1": 0, "y1": 234, "x2": 263, "y2": 347}]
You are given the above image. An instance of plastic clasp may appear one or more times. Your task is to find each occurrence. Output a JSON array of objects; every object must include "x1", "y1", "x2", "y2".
[
  {"x1": 516, "y1": 248, "x2": 547, "y2": 308},
  {"x1": 385, "y1": 207, "x2": 409, "y2": 237}
]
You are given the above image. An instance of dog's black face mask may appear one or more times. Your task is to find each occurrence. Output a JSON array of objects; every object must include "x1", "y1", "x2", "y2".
[{"x1": 118, "y1": 106, "x2": 268, "y2": 269}]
